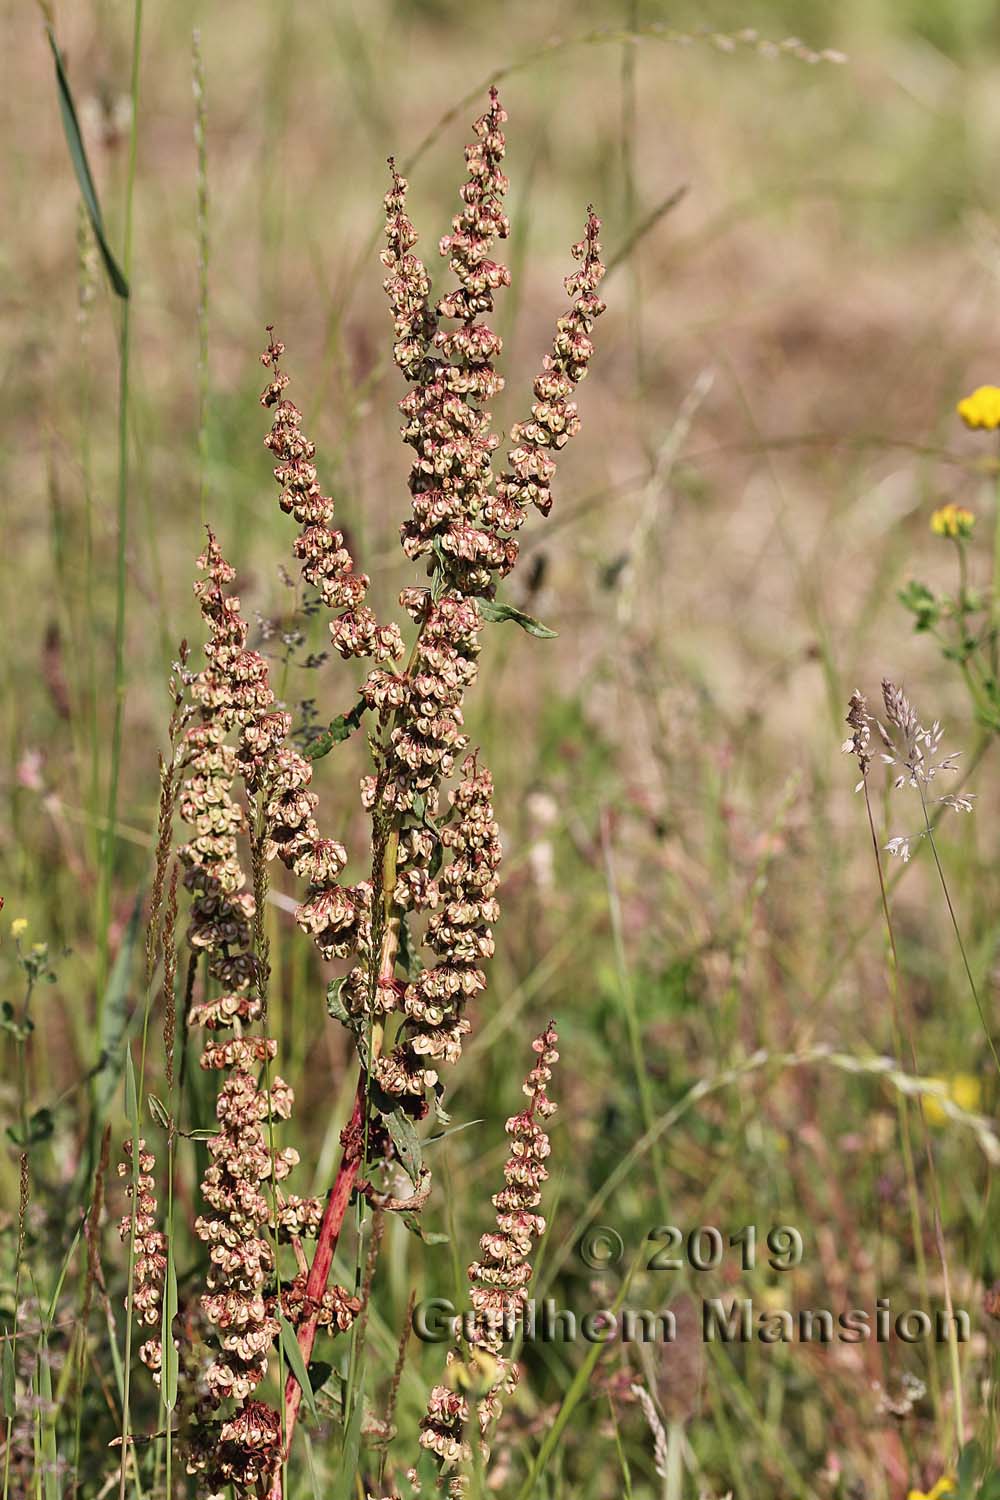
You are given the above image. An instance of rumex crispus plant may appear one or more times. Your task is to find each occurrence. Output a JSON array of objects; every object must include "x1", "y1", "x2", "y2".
[{"x1": 118, "y1": 87, "x2": 606, "y2": 1498}]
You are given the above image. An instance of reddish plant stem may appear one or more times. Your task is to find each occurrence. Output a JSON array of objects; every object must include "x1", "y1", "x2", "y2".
[
  {"x1": 275, "y1": 1076, "x2": 364, "y2": 1485},
  {"x1": 276, "y1": 918, "x2": 401, "y2": 1492},
  {"x1": 274, "y1": 632, "x2": 417, "y2": 1496}
]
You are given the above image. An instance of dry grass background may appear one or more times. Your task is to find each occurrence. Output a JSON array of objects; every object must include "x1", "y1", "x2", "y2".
[{"x1": 7, "y1": 1, "x2": 1000, "y2": 1496}]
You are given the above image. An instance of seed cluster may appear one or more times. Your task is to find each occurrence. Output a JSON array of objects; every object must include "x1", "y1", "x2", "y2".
[
  {"x1": 117, "y1": 1139, "x2": 166, "y2": 1380},
  {"x1": 372, "y1": 755, "x2": 502, "y2": 1111},
  {"x1": 261, "y1": 333, "x2": 404, "y2": 664},
  {"x1": 258, "y1": 91, "x2": 603, "y2": 1124},
  {"x1": 418, "y1": 1023, "x2": 559, "y2": 1489},
  {"x1": 135, "y1": 92, "x2": 603, "y2": 1495},
  {"x1": 369, "y1": 91, "x2": 601, "y2": 1108},
  {"x1": 176, "y1": 534, "x2": 358, "y2": 1491}
]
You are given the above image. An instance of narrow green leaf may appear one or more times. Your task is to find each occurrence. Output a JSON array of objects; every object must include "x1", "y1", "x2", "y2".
[
  {"x1": 305, "y1": 698, "x2": 367, "y2": 761},
  {"x1": 161, "y1": 1249, "x2": 179, "y2": 1411},
  {"x1": 147, "y1": 1093, "x2": 171, "y2": 1131},
  {"x1": 45, "y1": 27, "x2": 130, "y2": 298},
  {"x1": 37, "y1": 1336, "x2": 59, "y2": 1500},
  {"x1": 46, "y1": 1224, "x2": 82, "y2": 1326},
  {"x1": 124, "y1": 1046, "x2": 139, "y2": 1135},
  {"x1": 384, "y1": 1109, "x2": 422, "y2": 1188},
  {"x1": 425, "y1": 1118, "x2": 484, "y2": 1147},
  {"x1": 399, "y1": 1212, "x2": 448, "y2": 1246},
  {"x1": 2, "y1": 1333, "x2": 15, "y2": 1415},
  {"x1": 515, "y1": 1265, "x2": 635, "y2": 1500},
  {"x1": 277, "y1": 1313, "x2": 319, "y2": 1423},
  {"x1": 478, "y1": 597, "x2": 558, "y2": 638},
  {"x1": 331, "y1": 1363, "x2": 366, "y2": 1500}
]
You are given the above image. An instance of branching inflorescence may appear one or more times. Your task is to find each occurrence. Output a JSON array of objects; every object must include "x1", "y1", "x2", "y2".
[
  {"x1": 170, "y1": 535, "x2": 359, "y2": 1490},
  {"x1": 127, "y1": 88, "x2": 604, "y2": 1496}
]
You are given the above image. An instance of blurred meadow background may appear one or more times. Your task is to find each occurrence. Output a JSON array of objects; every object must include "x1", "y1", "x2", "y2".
[{"x1": 9, "y1": 0, "x2": 1000, "y2": 1495}]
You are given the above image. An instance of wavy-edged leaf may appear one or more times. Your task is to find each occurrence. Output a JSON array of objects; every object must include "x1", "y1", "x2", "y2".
[
  {"x1": 326, "y1": 976, "x2": 354, "y2": 1028},
  {"x1": 384, "y1": 1108, "x2": 422, "y2": 1188},
  {"x1": 400, "y1": 1212, "x2": 448, "y2": 1245},
  {"x1": 478, "y1": 598, "x2": 557, "y2": 638},
  {"x1": 305, "y1": 698, "x2": 367, "y2": 761}
]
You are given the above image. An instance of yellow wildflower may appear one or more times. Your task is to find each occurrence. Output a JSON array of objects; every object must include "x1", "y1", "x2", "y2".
[
  {"x1": 922, "y1": 1073, "x2": 980, "y2": 1127},
  {"x1": 10, "y1": 917, "x2": 28, "y2": 939},
  {"x1": 930, "y1": 503, "x2": 975, "y2": 539},
  {"x1": 907, "y1": 1477, "x2": 956, "y2": 1500},
  {"x1": 957, "y1": 384, "x2": 1000, "y2": 430}
]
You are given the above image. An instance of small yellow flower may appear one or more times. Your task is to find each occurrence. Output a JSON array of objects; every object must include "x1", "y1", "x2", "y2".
[
  {"x1": 922, "y1": 1073, "x2": 980, "y2": 1127},
  {"x1": 958, "y1": 384, "x2": 1000, "y2": 430},
  {"x1": 907, "y1": 1477, "x2": 956, "y2": 1500},
  {"x1": 10, "y1": 918, "x2": 28, "y2": 939},
  {"x1": 931, "y1": 503, "x2": 975, "y2": 539}
]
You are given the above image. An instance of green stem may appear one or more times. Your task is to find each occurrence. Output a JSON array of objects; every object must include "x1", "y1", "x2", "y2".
[
  {"x1": 192, "y1": 28, "x2": 209, "y2": 527},
  {"x1": 861, "y1": 783, "x2": 943, "y2": 1430},
  {"x1": 919, "y1": 784, "x2": 1000, "y2": 1078},
  {"x1": 97, "y1": 0, "x2": 144, "y2": 1008},
  {"x1": 991, "y1": 432, "x2": 1000, "y2": 682}
]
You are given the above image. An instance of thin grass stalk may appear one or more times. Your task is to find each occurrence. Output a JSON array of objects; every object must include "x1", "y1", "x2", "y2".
[
  {"x1": 917, "y1": 782, "x2": 1000, "y2": 1078},
  {"x1": 992, "y1": 428, "x2": 1000, "y2": 684},
  {"x1": 76, "y1": 208, "x2": 102, "y2": 861},
  {"x1": 859, "y1": 779, "x2": 945, "y2": 1432},
  {"x1": 376, "y1": 1290, "x2": 415, "y2": 1493},
  {"x1": 97, "y1": 0, "x2": 145, "y2": 1007},
  {"x1": 601, "y1": 812, "x2": 669, "y2": 1217},
  {"x1": 192, "y1": 28, "x2": 209, "y2": 527},
  {"x1": 1, "y1": 1159, "x2": 28, "y2": 1500},
  {"x1": 72, "y1": 1126, "x2": 112, "y2": 1492}
]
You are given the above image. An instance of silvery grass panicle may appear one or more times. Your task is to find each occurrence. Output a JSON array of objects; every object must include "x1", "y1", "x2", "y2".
[{"x1": 843, "y1": 684, "x2": 974, "y2": 861}]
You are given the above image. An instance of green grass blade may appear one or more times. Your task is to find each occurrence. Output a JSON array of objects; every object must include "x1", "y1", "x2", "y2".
[
  {"x1": 45, "y1": 1224, "x2": 82, "y2": 1326},
  {"x1": 160, "y1": 1245, "x2": 178, "y2": 1412},
  {"x1": 330, "y1": 1357, "x2": 365, "y2": 1500},
  {"x1": 515, "y1": 1263, "x2": 637, "y2": 1500},
  {"x1": 277, "y1": 1313, "x2": 319, "y2": 1423},
  {"x1": 37, "y1": 1340, "x2": 59, "y2": 1500},
  {"x1": 2, "y1": 1335, "x2": 15, "y2": 1416},
  {"x1": 45, "y1": 27, "x2": 130, "y2": 299},
  {"x1": 124, "y1": 1046, "x2": 139, "y2": 1137}
]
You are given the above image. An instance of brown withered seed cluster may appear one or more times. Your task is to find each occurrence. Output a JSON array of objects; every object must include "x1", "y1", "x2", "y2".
[
  {"x1": 371, "y1": 755, "x2": 502, "y2": 1107},
  {"x1": 418, "y1": 1023, "x2": 559, "y2": 1491},
  {"x1": 175, "y1": 534, "x2": 359, "y2": 1491},
  {"x1": 258, "y1": 89, "x2": 603, "y2": 1123},
  {"x1": 117, "y1": 1138, "x2": 167, "y2": 1380},
  {"x1": 135, "y1": 89, "x2": 602, "y2": 1495}
]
